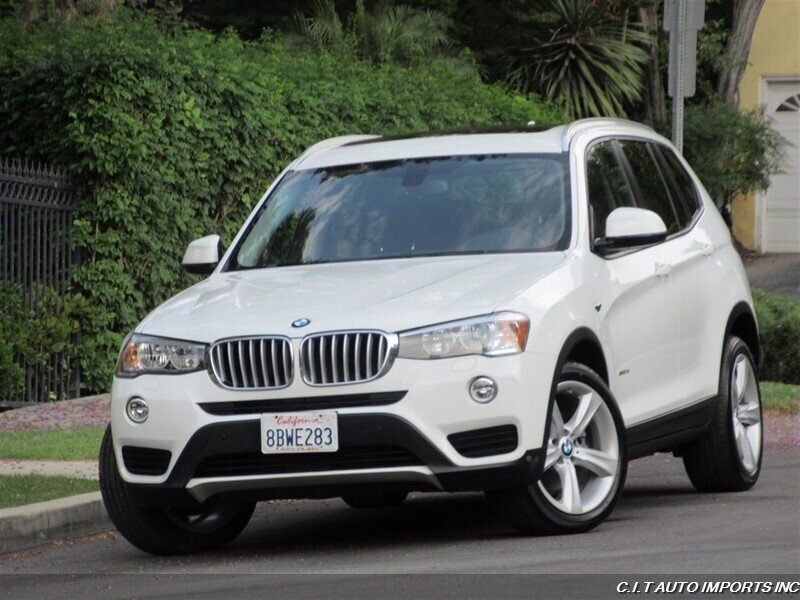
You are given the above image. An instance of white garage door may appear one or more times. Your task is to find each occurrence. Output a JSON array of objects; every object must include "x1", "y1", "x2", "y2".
[{"x1": 763, "y1": 80, "x2": 800, "y2": 252}]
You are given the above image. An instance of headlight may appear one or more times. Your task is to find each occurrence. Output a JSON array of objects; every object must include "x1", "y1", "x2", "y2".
[
  {"x1": 397, "y1": 312, "x2": 530, "y2": 360},
  {"x1": 116, "y1": 334, "x2": 206, "y2": 377}
]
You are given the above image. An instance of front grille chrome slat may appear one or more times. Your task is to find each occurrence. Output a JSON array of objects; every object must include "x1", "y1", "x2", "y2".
[
  {"x1": 210, "y1": 336, "x2": 292, "y2": 391},
  {"x1": 249, "y1": 340, "x2": 260, "y2": 388},
  {"x1": 271, "y1": 339, "x2": 279, "y2": 387},
  {"x1": 331, "y1": 334, "x2": 339, "y2": 383},
  {"x1": 300, "y1": 330, "x2": 396, "y2": 386},
  {"x1": 307, "y1": 338, "x2": 318, "y2": 383},
  {"x1": 354, "y1": 333, "x2": 362, "y2": 381},
  {"x1": 260, "y1": 339, "x2": 269, "y2": 388},
  {"x1": 365, "y1": 334, "x2": 374, "y2": 379},
  {"x1": 227, "y1": 346, "x2": 239, "y2": 388},
  {"x1": 342, "y1": 335, "x2": 351, "y2": 382},
  {"x1": 238, "y1": 341, "x2": 250, "y2": 388},
  {"x1": 320, "y1": 336, "x2": 328, "y2": 383},
  {"x1": 282, "y1": 342, "x2": 291, "y2": 386}
]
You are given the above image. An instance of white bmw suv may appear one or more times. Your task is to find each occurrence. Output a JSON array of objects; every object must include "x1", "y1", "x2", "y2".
[{"x1": 100, "y1": 119, "x2": 763, "y2": 554}]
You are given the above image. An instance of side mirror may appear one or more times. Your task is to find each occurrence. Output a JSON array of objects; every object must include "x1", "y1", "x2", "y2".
[
  {"x1": 595, "y1": 207, "x2": 667, "y2": 253},
  {"x1": 182, "y1": 234, "x2": 221, "y2": 275}
]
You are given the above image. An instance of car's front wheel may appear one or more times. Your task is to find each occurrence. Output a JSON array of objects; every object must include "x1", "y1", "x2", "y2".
[
  {"x1": 488, "y1": 362, "x2": 627, "y2": 535},
  {"x1": 99, "y1": 426, "x2": 255, "y2": 555}
]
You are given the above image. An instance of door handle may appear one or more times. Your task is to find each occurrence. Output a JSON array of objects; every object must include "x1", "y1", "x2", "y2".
[
  {"x1": 701, "y1": 243, "x2": 715, "y2": 257},
  {"x1": 655, "y1": 262, "x2": 672, "y2": 278}
]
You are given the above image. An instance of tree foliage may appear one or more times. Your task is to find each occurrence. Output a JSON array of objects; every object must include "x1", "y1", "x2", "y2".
[
  {"x1": 459, "y1": 0, "x2": 651, "y2": 118},
  {"x1": 0, "y1": 10, "x2": 562, "y2": 392},
  {"x1": 654, "y1": 100, "x2": 786, "y2": 209},
  {"x1": 292, "y1": 0, "x2": 465, "y2": 69}
]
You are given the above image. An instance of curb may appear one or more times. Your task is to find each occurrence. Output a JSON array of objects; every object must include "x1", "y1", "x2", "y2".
[{"x1": 0, "y1": 492, "x2": 112, "y2": 554}]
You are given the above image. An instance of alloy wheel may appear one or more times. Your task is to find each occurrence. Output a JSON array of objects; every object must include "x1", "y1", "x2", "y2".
[
  {"x1": 537, "y1": 380, "x2": 620, "y2": 515},
  {"x1": 730, "y1": 354, "x2": 762, "y2": 475}
]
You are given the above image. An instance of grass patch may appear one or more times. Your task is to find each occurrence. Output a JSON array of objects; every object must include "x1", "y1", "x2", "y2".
[
  {"x1": 0, "y1": 428, "x2": 104, "y2": 460},
  {"x1": 761, "y1": 381, "x2": 800, "y2": 414},
  {"x1": 0, "y1": 475, "x2": 98, "y2": 509}
]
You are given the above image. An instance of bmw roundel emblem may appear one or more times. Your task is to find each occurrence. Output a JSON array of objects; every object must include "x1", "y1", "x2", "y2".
[
  {"x1": 561, "y1": 440, "x2": 574, "y2": 457},
  {"x1": 291, "y1": 318, "x2": 311, "y2": 328}
]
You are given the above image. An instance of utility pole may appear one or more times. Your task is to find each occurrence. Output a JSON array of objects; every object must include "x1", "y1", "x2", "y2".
[{"x1": 664, "y1": 0, "x2": 705, "y2": 154}]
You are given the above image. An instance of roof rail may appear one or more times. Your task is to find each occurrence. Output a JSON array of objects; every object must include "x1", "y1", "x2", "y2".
[
  {"x1": 561, "y1": 118, "x2": 655, "y2": 151},
  {"x1": 295, "y1": 135, "x2": 380, "y2": 165}
]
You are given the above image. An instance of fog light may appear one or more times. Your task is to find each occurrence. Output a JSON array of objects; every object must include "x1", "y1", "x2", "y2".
[
  {"x1": 126, "y1": 397, "x2": 149, "y2": 423},
  {"x1": 469, "y1": 376, "x2": 497, "y2": 403}
]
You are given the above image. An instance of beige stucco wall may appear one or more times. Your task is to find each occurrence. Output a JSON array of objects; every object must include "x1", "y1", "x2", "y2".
[{"x1": 730, "y1": 0, "x2": 800, "y2": 250}]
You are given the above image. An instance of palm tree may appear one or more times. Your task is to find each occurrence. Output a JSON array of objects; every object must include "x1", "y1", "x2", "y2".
[
  {"x1": 294, "y1": 0, "x2": 457, "y2": 67},
  {"x1": 293, "y1": 0, "x2": 348, "y2": 53},
  {"x1": 506, "y1": 0, "x2": 649, "y2": 119}
]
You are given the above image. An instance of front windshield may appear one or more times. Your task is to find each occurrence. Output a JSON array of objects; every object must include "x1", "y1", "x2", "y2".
[{"x1": 229, "y1": 153, "x2": 570, "y2": 270}]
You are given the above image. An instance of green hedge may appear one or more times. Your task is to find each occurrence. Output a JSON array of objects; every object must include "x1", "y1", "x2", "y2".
[
  {"x1": 752, "y1": 289, "x2": 800, "y2": 385},
  {"x1": 0, "y1": 12, "x2": 562, "y2": 393}
]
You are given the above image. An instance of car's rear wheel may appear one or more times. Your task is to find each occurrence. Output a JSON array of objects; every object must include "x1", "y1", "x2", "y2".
[
  {"x1": 99, "y1": 426, "x2": 255, "y2": 555},
  {"x1": 681, "y1": 336, "x2": 763, "y2": 492},
  {"x1": 488, "y1": 362, "x2": 627, "y2": 534},
  {"x1": 341, "y1": 491, "x2": 408, "y2": 509}
]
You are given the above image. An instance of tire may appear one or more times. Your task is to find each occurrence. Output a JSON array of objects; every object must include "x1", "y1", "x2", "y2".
[
  {"x1": 99, "y1": 426, "x2": 255, "y2": 555},
  {"x1": 488, "y1": 362, "x2": 627, "y2": 535},
  {"x1": 682, "y1": 336, "x2": 763, "y2": 492},
  {"x1": 342, "y1": 491, "x2": 408, "y2": 509}
]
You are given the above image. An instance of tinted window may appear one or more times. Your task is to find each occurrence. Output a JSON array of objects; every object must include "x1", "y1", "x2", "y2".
[
  {"x1": 230, "y1": 154, "x2": 570, "y2": 269},
  {"x1": 655, "y1": 145, "x2": 700, "y2": 228},
  {"x1": 619, "y1": 141, "x2": 680, "y2": 234},
  {"x1": 586, "y1": 142, "x2": 636, "y2": 239}
]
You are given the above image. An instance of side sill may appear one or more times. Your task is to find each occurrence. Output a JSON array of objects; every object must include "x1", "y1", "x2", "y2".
[{"x1": 626, "y1": 396, "x2": 717, "y2": 460}]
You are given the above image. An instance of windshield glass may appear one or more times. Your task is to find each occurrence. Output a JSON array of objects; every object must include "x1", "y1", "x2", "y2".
[{"x1": 229, "y1": 154, "x2": 570, "y2": 270}]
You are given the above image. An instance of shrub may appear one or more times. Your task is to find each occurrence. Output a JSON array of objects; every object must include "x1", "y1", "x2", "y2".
[
  {"x1": 0, "y1": 284, "x2": 88, "y2": 400},
  {"x1": 0, "y1": 12, "x2": 562, "y2": 392},
  {"x1": 752, "y1": 288, "x2": 800, "y2": 385},
  {"x1": 0, "y1": 285, "x2": 27, "y2": 398},
  {"x1": 654, "y1": 100, "x2": 786, "y2": 211}
]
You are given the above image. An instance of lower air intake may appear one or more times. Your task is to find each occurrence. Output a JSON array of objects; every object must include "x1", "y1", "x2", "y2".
[
  {"x1": 122, "y1": 446, "x2": 172, "y2": 476},
  {"x1": 448, "y1": 425, "x2": 519, "y2": 458}
]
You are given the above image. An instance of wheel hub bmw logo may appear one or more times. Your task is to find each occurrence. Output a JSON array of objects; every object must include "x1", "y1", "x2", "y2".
[
  {"x1": 561, "y1": 440, "x2": 574, "y2": 456},
  {"x1": 291, "y1": 318, "x2": 311, "y2": 328}
]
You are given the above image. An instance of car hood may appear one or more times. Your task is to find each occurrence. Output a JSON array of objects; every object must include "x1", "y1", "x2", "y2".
[{"x1": 138, "y1": 253, "x2": 568, "y2": 342}]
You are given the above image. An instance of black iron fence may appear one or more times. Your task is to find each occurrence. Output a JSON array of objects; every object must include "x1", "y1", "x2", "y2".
[{"x1": 0, "y1": 156, "x2": 80, "y2": 407}]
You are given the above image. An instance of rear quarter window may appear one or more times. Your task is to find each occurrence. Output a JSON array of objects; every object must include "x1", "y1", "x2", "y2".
[
  {"x1": 618, "y1": 140, "x2": 682, "y2": 235},
  {"x1": 653, "y1": 145, "x2": 702, "y2": 228}
]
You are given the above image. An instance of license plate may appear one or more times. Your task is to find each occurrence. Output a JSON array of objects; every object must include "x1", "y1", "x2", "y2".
[{"x1": 260, "y1": 412, "x2": 339, "y2": 454}]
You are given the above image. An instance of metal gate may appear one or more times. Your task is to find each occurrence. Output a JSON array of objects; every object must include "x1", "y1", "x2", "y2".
[{"x1": 0, "y1": 156, "x2": 79, "y2": 407}]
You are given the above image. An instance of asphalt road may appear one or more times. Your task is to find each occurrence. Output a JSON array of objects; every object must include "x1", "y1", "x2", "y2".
[
  {"x1": 744, "y1": 253, "x2": 800, "y2": 297},
  {"x1": 2, "y1": 449, "x2": 798, "y2": 598}
]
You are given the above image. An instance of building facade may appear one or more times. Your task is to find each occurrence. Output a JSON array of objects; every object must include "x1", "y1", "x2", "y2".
[{"x1": 730, "y1": 0, "x2": 800, "y2": 253}]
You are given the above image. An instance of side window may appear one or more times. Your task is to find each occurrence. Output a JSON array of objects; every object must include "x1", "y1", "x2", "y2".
[
  {"x1": 654, "y1": 145, "x2": 701, "y2": 228},
  {"x1": 586, "y1": 141, "x2": 636, "y2": 239},
  {"x1": 618, "y1": 141, "x2": 681, "y2": 234}
]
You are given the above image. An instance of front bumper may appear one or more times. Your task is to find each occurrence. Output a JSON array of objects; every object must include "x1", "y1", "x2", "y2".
[
  {"x1": 111, "y1": 349, "x2": 557, "y2": 505},
  {"x1": 123, "y1": 416, "x2": 545, "y2": 506}
]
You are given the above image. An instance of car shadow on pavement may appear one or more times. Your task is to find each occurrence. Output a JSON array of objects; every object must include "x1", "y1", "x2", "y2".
[
  {"x1": 229, "y1": 493, "x2": 515, "y2": 555},
  {"x1": 226, "y1": 482, "x2": 698, "y2": 557}
]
